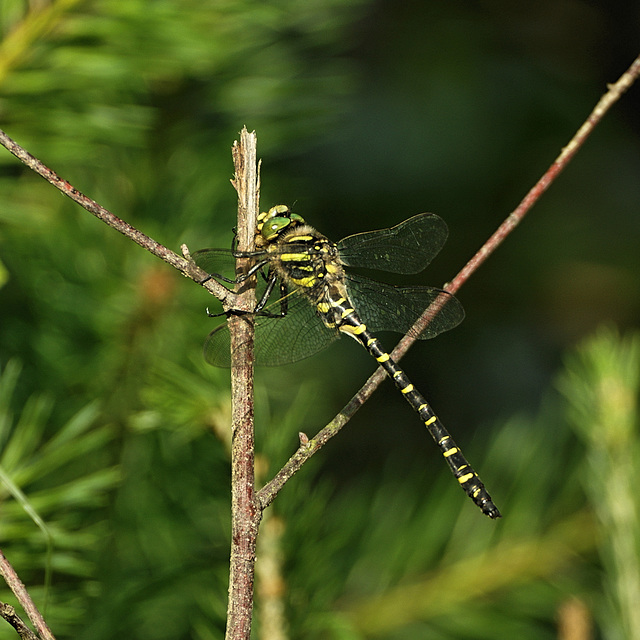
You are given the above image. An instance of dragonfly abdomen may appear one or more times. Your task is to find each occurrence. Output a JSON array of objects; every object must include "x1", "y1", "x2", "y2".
[{"x1": 329, "y1": 294, "x2": 501, "y2": 519}]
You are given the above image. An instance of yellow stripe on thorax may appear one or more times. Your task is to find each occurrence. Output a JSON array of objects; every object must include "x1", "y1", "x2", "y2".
[
  {"x1": 291, "y1": 275, "x2": 318, "y2": 288},
  {"x1": 285, "y1": 235, "x2": 314, "y2": 242},
  {"x1": 279, "y1": 252, "x2": 311, "y2": 262}
]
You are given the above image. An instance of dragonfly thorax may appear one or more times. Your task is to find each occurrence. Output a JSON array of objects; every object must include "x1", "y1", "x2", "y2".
[
  {"x1": 267, "y1": 224, "x2": 348, "y2": 305},
  {"x1": 256, "y1": 207, "x2": 358, "y2": 335}
]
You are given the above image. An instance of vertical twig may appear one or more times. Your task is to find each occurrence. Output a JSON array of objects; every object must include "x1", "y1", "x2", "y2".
[{"x1": 225, "y1": 128, "x2": 261, "y2": 639}]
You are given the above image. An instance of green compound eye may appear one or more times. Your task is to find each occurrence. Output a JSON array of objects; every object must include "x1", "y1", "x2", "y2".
[
  {"x1": 258, "y1": 205, "x2": 305, "y2": 235},
  {"x1": 261, "y1": 216, "x2": 291, "y2": 240}
]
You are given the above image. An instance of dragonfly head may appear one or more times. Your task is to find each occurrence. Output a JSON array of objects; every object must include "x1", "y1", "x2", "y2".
[{"x1": 257, "y1": 205, "x2": 305, "y2": 243}]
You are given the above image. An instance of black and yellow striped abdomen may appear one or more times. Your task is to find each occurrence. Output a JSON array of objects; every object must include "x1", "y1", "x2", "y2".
[{"x1": 325, "y1": 290, "x2": 500, "y2": 519}]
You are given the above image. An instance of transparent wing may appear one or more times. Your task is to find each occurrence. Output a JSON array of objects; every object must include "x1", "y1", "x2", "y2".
[
  {"x1": 192, "y1": 248, "x2": 238, "y2": 281},
  {"x1": 194, "y1": 247, "x2": 338, "y2": 366},
  {"x1": 202, "y1": 289, "x2": 340, "y2": 367},
  {"x1": 345, "y1": 274, "x2": 464, "y2": 339},
  {"x1": 193, "y1": 247, "x2": 275, "y2": 315},
  {"x1": 337, "y1": 213, "x2": 449, "y2": 275}
]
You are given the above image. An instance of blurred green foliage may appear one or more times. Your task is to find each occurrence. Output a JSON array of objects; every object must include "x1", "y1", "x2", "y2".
[{"x1": 1, "y1": 1, "x2": 639, "y2": 639}]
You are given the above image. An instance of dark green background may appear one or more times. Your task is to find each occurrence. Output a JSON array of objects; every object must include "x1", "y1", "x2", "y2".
[{"x1": 1, "y1": 1, "x2": 639, "y2": 638}]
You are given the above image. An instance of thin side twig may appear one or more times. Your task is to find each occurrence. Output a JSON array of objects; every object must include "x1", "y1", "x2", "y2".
[
  {"x1": 0, "y1": 549, "x2": 55, "y2": 640},
  {"x1": 257, "y1": 52, "x2": 640, "y2": 510},
  {"x1": 0, "y1": 129, "x2": 237, "y2": 308},
  {"x1": 0, "y1": 603, "x2": 39, "y2": 640}
]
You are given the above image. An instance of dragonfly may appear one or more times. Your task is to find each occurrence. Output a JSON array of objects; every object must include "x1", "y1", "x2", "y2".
[{"x1": 193, "y1": 205, "x2": 500, "y2": 518}]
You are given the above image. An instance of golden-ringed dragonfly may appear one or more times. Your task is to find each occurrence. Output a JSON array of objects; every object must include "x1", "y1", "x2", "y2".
[{"x1": 193, "y1": 205, "x2": 500, "y2": 519}]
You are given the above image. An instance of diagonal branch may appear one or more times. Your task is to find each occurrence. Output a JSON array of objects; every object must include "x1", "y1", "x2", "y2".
[
  {"x1": 0, "y1": 128, "x2": 238, "y2": 309},
  {"x1": 257, "y1": 52, "x2": 640, "y2": 511}
]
